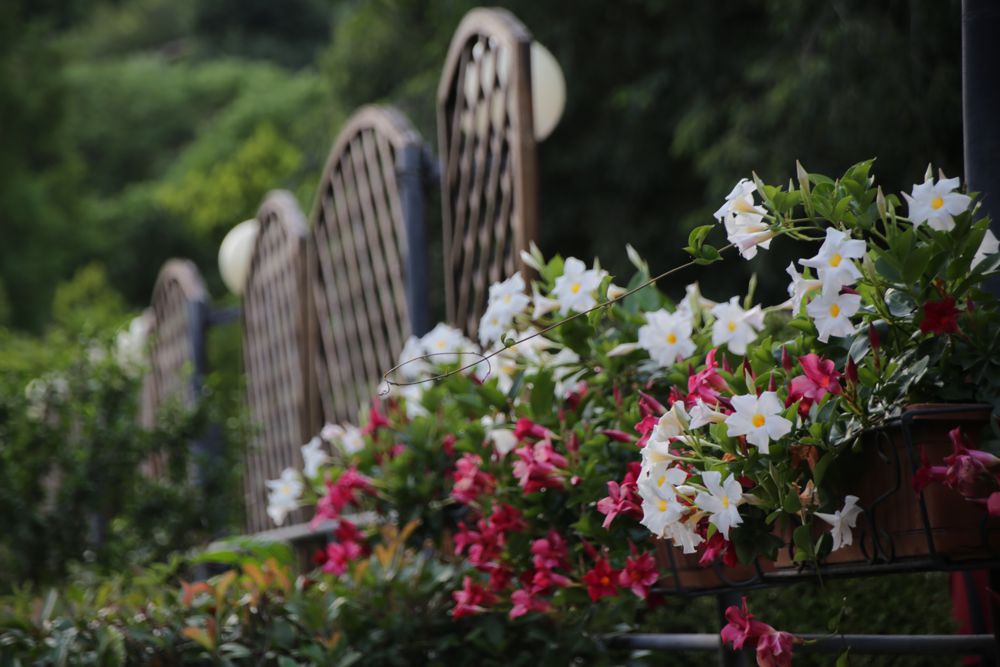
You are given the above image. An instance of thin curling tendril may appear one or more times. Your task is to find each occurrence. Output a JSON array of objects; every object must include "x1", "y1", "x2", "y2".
[{"x1": 379, "y1": 242, "x2": 736, "y2": 394}]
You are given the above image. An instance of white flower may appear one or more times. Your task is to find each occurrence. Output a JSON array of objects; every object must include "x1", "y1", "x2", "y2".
[
  {"x1": 665, "y1": 517, "x2": 705, "y2": 554},
  {"x1": 397, "y1": 384, "x2": 428, "y2": 419},
  {"x1": 531, "y1": 285, "x2": 561, "y2": 319},
  {"x1": 799, "y1": 227, "x2": 866, "y2": 296},
  {"x1": 396, "y1": 335, "x2": 431, "y2": 382},
  {"x1": 815, "y1": 495, "x2": 863, "y2": 551},
  {"x1": 643, "y1": 403, "x2": 690, "y2": 465},
  {"x1": 806, "y1": 290, "x2": 862, "y2": 343},
  {"x1": 551, "y1": 257, "x2": 604, "y2": 313},
  {"x1": 724, "y1": 391, "x2": 792, "y2": 454},
  {"x1": 607, "y1": 342, "x2": 642, "y2": 357},
  {"x1": 710, "y1": 297, "x2": 764, "y2": 355},
  {"x1": 973, "y1": 229, "x2": 999, "y2": 269},
  {"x1": 638, "y1": 309, "x2": 696, "y2": 366},
  {"x1": 694, "y1": 470, "x2": 744, "y2": 539},
  {"x1": 713, "y1": 178, "x2": 766, "y2": 223},
  {"x1": 902, "y1": 173, "x2": 972, "y2": 232},
  {"x1": 322, "y1": 423, "x2": 366, "y2": 455},
  {"x1": 301, "y1": 437, "x2": 329, "y2": 479},
  {"x1": 488, "y1": 428, "x2": 518, "y2": 457},
  {"x1": 638, "y1": 466, "x2": 688, "y2": 539},
  {"x1": 479, "y1": 274, "x2": 530, "y2": 347},
  {"x1": 547, "y1": 347, "x2": 583, "y2": 398},
  {"x1": 785, "y1": 262, "x2": 822, "y2": 316},
  {"x1": 607, "y1": 283, "x2": 628, "y2": 300},
  {"x1": 420, "y1": 323, "x2": 477, "y2": 364},
  {"x1": 725, "y1": 215, "x2": 775, "y2": 260},
  {"x1": 265, "y1": 468, "x2": 303, "y2": 525},
  {"x1": 689, "y1": 399, "x2": 727, "y2": 429}
]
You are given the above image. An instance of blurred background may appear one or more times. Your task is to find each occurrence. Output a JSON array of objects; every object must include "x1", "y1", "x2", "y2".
[{"x1": 0, "y1": 0, "x2": 967, "y2": 590}]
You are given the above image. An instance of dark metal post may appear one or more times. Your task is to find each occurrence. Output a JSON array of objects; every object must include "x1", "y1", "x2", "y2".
[
  {"x1": 399, "y1": 142, "x2": 431, "y2": 337},
  {"x1": 962, "y1": 0, "x2": 1000, "y2": 296}
]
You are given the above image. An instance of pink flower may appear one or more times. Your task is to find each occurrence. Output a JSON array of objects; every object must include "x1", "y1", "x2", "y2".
[
  {"x1": 488, "y1": 503, "x2": 526, "y2": 533},
  {"x1": 618, "y1": 551, "x2": 658, "y2": 599},
  {"x1": 686, "y1": 349, "x2": 730, "y2": 409},
  {"x1": 756, "y1": 630, "x2": 796, "y2": 667},
  {"x1": 452, "y1": 576, "x2": 496, "y2": 619},
  {"x1": 634, "y1": 414, "x2": 659, "y2": 448},
  {"x1": 361, "y1": 400, "x2": 391, "y2": 435},
  {"x1": 788, "y1": 353, "x2": 842, "y2": 414},
  {"x1": 913, "y1": 428, "x2": 1000, "y2": 499},
  {"x1": 321, "y1": 540, "x2": 363, "y2": 575},
  {"x1": 602, "y1": 429, "x2": 637, "y2": 443},
  {"x1": 698, "y1": 531, "x2": 739, "y2": 568},
  {"x1": 597, "y1": 480, "x2": 641, "y2": 529},
  {"x1": 720, "y1": 597, "x2": 773, "y2": 651},
  {"x1": 310, "y1": 467, "x2": 374, "y2": 528},
  {"x1": 487, "y1": 566, "x2": 514, "y2": 593},
  {"x1": 442, "y1": 433, "x2": 457, "y2": 456},
  {"x1": 514, "y1": 418, "x2": 552, "y2": 441},
  {"x1": 451, "y1": 453, "x2": 497, "y2": 505},
  {"x1": 530, "y1": 567, "x2": 571, "y2": 591},
  {"x1": 639, "y1": 391, "x2": 667, "y2": 417},
  {"x1": 512, "y1": 440, "x2": 567, "y2": 493},
  {"x1": 334, "y1": 519, "x2": 364, "y2": 544},
  {"x1": 582, "y1": 557, "x2": 620, "y2": 602},
  {"x1": 530, "y1": 530, "x2": 570, "y2": 571},
  {"x1": 509, "y1": 586, "x2": 550, "y2": 619}
]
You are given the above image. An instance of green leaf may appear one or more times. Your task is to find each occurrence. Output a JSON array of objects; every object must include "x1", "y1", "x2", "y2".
[
  {"x1": 813, "y1": 452, "x2": 834, "y2": 486},
  {"x1": 530, "y1": 371, "x2": 555, "y2": 420}
]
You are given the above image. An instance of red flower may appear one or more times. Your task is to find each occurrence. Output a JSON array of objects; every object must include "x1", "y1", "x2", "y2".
[
  {"x1": 514, "y1": 418, "x2": 552, "y2": 441},
  {"x1": 686, "y1": 349, "x2": 730, "y2": 409},
  {"x1": 756, "y1": 630, "x2": 796, "y2": 667},
  {"x1": 487, "y1": 566, "x2": 514, "y2": 593},
  {"x1": 638, "y1": 391, "x2": 667, "y2": 416},
  {"x1": 582, "y1": 557, "x2": 620, "y2": 602},
  {"x1": 914, "y1": 428, "x2": 1000, "y2": 498},
  {"x1": 634, "y1": 414, "x2": 659, "y2": 448},
  {"x1": 530, "y1": 530, "x2": 570, "y2": 571},
  {"x1": 788, "y1": 353, "x2": 842, "y2": 414},
  {"x1": 450, "y1": 453, "x2": 496, "y2": 505},
  {"x1": 361, "y1": 400, "x2": 391, "y2": 435},
  {"x1": 321, "y1": 540, "x2": 363, "y2": 575},
  {"x1": 618, "y1": 551, "x2": 658, "y2": 599},
  {"x1": 720, "y1": 597, "x2": 773, "y2": 651},
  {"x1": 512, "y1": 440, "x2": 566, "y2": 492},
  {"x1": 509, "y1": 586, "x2": 550, "y2": 619},
  {"x1": 488, "y1": 503, "x2": 526, "y2": 533},
  {"x1": 919, "y1": 296, "x2": 960, "y2": 334},
  {"x1": 698, "y1": 531, "x2": 738, "y2": 568},
  {"x1": 441, "y1": 433, "x2": 457, "y2": 456},
  {"x1": 602, "y1": 429, "x2": 637, "y2": 443},
  {"x1": 311, "y1": 467, "x2": 374, "y2": 528},
  {"x1": 452, "y1": 576, "x2": 496, "y2": 619},
  {"x1": 334, "y1": 519, "x2": 364, "y2": 544}
]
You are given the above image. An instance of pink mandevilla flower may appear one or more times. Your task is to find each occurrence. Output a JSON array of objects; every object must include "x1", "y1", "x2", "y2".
[
  {"x1": 686, "y1": 349, "x2": 731, "y2": 409},
  {"x1": 451, "y1": 576, "x2": 496, "y2": 619},
  {"x1": 618, "y1": 551, "x2": 658, "y2": 599},
  {"x1": 788, "y1": 353, "x2": 842, "y2": 414},
  {"x1": 512, "y1": 440, "x2": 567, "y2": 492},
  {"x1": 509, "y1": 586, "x2": 551, "y2": 619},
  {"x1": 450, "y1": 453, "x2": 496, "y2": 505}
]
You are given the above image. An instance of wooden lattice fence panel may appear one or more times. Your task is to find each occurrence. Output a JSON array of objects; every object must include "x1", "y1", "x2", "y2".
[
  {"x1": 311, "y1": 105, "x2": 430, "y2": 424},
  {"x1": 438, "y1": 8, "x2": 539, "y2": 337},
  {"x1": 242, "y1": 191, "x2": 312, "y2": 534}
]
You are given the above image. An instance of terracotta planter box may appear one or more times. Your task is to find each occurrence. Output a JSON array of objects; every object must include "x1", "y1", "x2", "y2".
[
  {"x1": 653, "y1": 540, "x2": 767, "y2": 593},
  {"x1": 778, "y1": 404, "x2": 999, "y2": 569}
]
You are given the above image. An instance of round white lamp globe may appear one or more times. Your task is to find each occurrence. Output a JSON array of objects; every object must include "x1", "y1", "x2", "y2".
[{"x1": 530, "y1": 41, "x2": 565, "y2": 142}]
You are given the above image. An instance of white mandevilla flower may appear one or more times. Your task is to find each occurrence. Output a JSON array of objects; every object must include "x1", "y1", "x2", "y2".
[
  {"x1": 420, "y1": 323, "x2": 477, "y2": 364},
  {"x1": 785, "y1": 262, "x2": 822, "y2": 316},
  {"x1": 694, "y1": 470, "x2": 744, "y2": 539},
  {"x1": 642, "y1": 403, "x2": 690, "y2": 466},
  {"x1": 665, "y1": 516, "x2": 705, "y2": 554},
  {"x1": 395, "y1": 336, "x2": 430, "y2": 382},
  {"x1": 725, "y1": 215, "x2": 775, "y2": 260},
  {"x1": 689, "y1": 399, "x2": 727, "y2": 429},
  {"x1": 799, "y1": 227, "x2": 866, "y2": 296},
  {"x1": 973, "y1": 229, "x2": 1000, "y2": 269},
  {"x1": 815, "y1": 495, "x2": 863, "y2": 551},
  {"x1": 479, "y1": 274, "x2": 530, "y2": 347},
  {"x1": 607, "y1": 341, "x2": 642, "y2": 357},
  {"x1": 713, "y1": 178, "x2": 766, "y2": 223},
  {"x1": 724, "y1": 391, "x2": 792, "y2": 454},
  {"x1": 638, "y1": 465, "x2": 688, "y2": 539},
  {"x1": 548, "y1": 347, "x2": 584, "y2": 398},
  {"x1": 397, "y1": 384, "x2": 428, "y2": 419},
  {"x1": 531, "y1": 284, "x2": 560, "y2": 319},
  {"x1": 710, "y1": 297, "x2": 764, "y2": 355},
  {"x1": 551, "y1": 257, "x2": 604, "y2": 313},
  {"x1": 300, "y1": 437, "x2": 329, "y2": 479},
  {"x1": 265, "y1": 468, "x2": 303, "y2": 526},
  {"x1": 902, "y1": 173, "x2": 972, "y2": 232},
  {"x1": 488, "y1": 428, "x2": 518, "y2": 457},
  {"x1": 806, "y1": 290, "x2": 862, "y2": 343},
  {"x1": 638, "y1": 309, "x2": 696, "y2": 366}
]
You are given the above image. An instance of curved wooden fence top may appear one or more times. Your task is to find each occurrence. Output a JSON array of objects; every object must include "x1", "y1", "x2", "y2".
[
  {"x1": 310, "y1": 104, "x2": 429, "y2": 424},
  {"x1": 143, "y1": 259, "x2": 208, "y2": 426},
  {"x1": 437, "y1": 7, "x2": 539, "y2": 337},
  {"x1": 242, "y1": 190, "x2": 311, "y2": 533}
]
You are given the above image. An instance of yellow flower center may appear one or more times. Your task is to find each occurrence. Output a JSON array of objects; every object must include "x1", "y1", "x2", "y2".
[
  {"x1": 280, "y1": 484, "x2": 290, "y2": 495},
  {"x1": 600, "y1": 575, "x2": 610, "y2": 586},
  {"x1": 721, "y1": 496, "x2": 730, "y2": 509},
  {"x1": 666, "y1": 333, "x2": 678, "y2": 345},
  {"x1": 436, "y1": 340, "x2": 447, "y2": 349},
  {"x1": 503, "y1": 294, "x2": 512, "y2": 303},
  {"x1": 829, "y1": 253, "x2": 842, "y2": 268},
  {"x1": 752, "y1": 414, "x2": 766, "y2": 428},
  {"x1": 829, "y1": 303, "x2": 841, "y2": 317},
  {"x1": 727, "y1": 321, "x2": 737, "y2": 333},
  {"x1": 658, "y1": 499, "x2": 668, "y2": 512},
  {"x1": 733, "y1": 198, "x2": 754, "y2": 213},
  {"x1": 570, "y1": 282, "x2": 582, "y2": 294},
  {"x1": 931, "y1": 196, "x2": 945, "y2": 210},
  {"x1": 656, "y1": 475, "x2": 666, "y2": 488}
]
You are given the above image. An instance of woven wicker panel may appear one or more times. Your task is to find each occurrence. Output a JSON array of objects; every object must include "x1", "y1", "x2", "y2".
[
  {"x1": 438, "y1": 8, "x2": 539, "y2": 337},
  {"x1": 311, "y1": 105, "x2": 427, "y2": 424},
  {"x1": 242, "y1": 191, "x2": 312, "y2": 534},
  {"x1": 143, "y1": 261, "x2": 207, "y2": 477}
]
